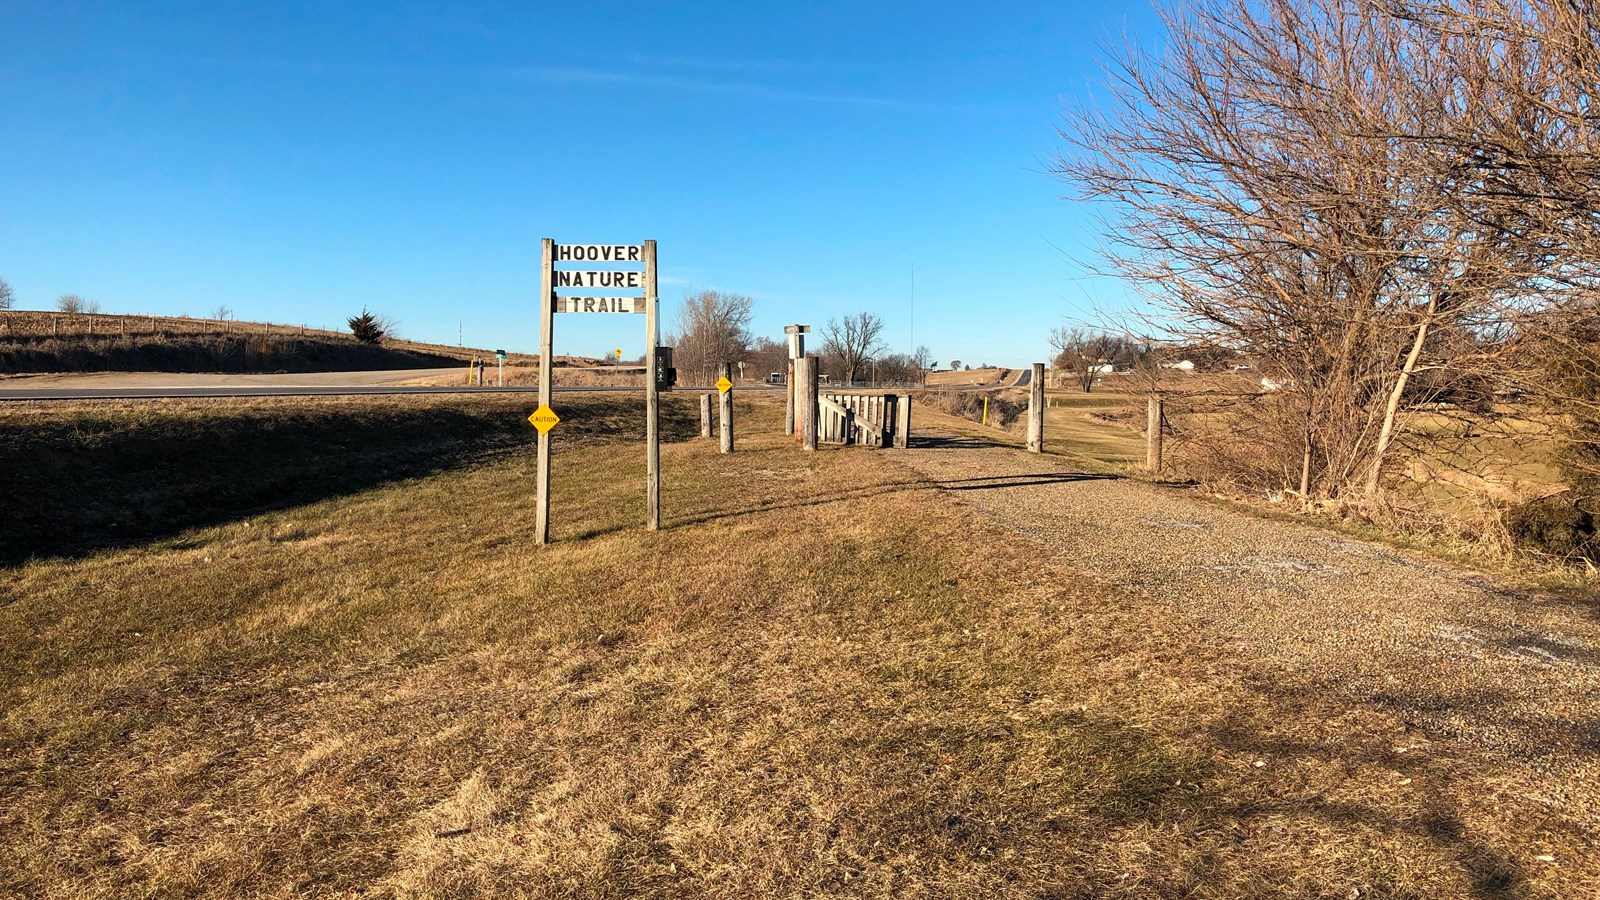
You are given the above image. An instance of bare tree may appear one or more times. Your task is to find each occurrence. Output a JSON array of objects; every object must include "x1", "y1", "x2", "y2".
[
  {"x1": 912, "y1": 345, "x2": 935, "y2": 385},
  {"x1": 213, "y1": 305, "x2": 232, "y2": 321},
  {"x1": 56, "y1": 294, "x2": 85, "y2": 314},
  {"x1": 746, "y1": 336, "x2": 788, "y2": 383},
  {"x1": 1388, "y1": 1, "x2": 1600, "y2": 502},
  {"x1": 821, "y1": 312, "x2": 886, "y2": 386},
  {"x1": 84, "y1": 298, "x2": 104, "y2": 315},
  {"x1": 670, "y1": 290, "x2": 754, "y2": 385},
  {"x1": 1054, "y1": 0, "x2": 1536, "y2": 500},
  {"x1": 1050, "y1": 327, "x2": 1131, "y2": 393},
  {"x1": 0, "y1": 278, "x2": 13, "y2": 310}
]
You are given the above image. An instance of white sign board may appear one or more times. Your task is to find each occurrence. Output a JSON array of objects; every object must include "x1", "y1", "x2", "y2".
[
  {"x1": 554, "y1": 244, "x2": 644, "y2": 262},
  {"x1": 554, "y1": 270, "x2": 644, "y2": 289},
  {"x1": 557, "y1": 296, "x2": 645, "y2": 314}
]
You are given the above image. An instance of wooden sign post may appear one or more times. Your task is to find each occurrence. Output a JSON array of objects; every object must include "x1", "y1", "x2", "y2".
[
  {"x1": 798, "y1": 355, "x2": 819, "y2": 451},
  {"x1": 782, "y1": 324, "x2": 810, "y2": 438},
  {"x1": 717, "y1": 363, "x2": 735, "y2": 454},
  {"x1": 1026, "y1": 362, "x2": 1045, "y2": 453},
  {"x1": 1147, "y1": 394, "x2": 1164, "y2": 474},
  {"x1": 534, "y1": 239, "x2": 659, "y2": 545}
]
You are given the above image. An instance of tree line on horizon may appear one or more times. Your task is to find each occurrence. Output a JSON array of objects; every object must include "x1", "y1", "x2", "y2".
[{"x1": 668, "y1": 288, "x2": 935, "y2": 387}]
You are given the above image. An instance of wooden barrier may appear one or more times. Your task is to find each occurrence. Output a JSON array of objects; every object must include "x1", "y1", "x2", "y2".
[{"x1": 817, "y1": 392, "x2": 914, "y2": 448}]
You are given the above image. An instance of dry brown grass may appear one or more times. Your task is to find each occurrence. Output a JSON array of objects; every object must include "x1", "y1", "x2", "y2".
[
  {"x1": 0, "y1": 310, "x2": 536, "y2": 364},
  {"x1": 2, "y1": 395, "x2": 1594, "y2": 896},
  {"x1": 0, "y1": 309, "x2": 599, "y2": 375}
]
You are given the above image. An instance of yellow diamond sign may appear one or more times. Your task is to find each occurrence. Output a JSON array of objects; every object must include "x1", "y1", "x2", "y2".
[
  {"x1": 527, "y1": 404, "x2": 560, "y2": 433},
  {"x1": 716, "y1": 376, "x2": 733, "y2": 394}
]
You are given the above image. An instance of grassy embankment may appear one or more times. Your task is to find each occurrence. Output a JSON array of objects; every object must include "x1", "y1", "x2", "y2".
[
  {"x1": 2, "y1": 394, "x2": 1592, "y2": 896},
  {"x1": 914, "y1": 384, "x2": 1146, "y2": 472},
  {"x1": 0, "y1": 310, "x2": 609, "y2": 375}
]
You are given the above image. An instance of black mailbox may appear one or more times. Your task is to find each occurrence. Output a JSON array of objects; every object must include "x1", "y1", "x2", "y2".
[{"x1": 654, "y1": 346, "x2": 676, "y2": 391}]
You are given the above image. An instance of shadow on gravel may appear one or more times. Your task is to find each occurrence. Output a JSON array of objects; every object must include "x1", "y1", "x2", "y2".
[
  {"x1": 0, "y1": 396, "x2": 699, "y2": 568},
  {"x1": 665, "y1": 469, "x2": 1116, "y2": 533},
  {"x1": 911, "y1": 434, "x2": 1004, "y2": 450},
  {"x1": 1198, "y1": 692, "x2": 1538, "y2": 898},
  {"x1": 941, "y1": 472, "x2": 1117, "y2": 491}
]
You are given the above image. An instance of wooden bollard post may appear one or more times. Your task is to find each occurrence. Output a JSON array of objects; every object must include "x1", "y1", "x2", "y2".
[
  {"x1": 1147, "y1": 395, "x2": 1164, "y2": 474},
  {"x1": 800, "y1": 356, "x2": 819, "y2": 451},
  {"x1": 1026, "y1": 362, "x2": 1045, "y2": 453},
  {"x1": 894, "y1": 393, "x2": 911, "y2": 449},
  {"x1": 700, "y1": 392, "x2": 713, "y2": 438},
  {"x1": 718, "y1": 362, "x2": 734, "y2": 453},
  {"x1": 784, "y1": 359, "x2": 796, "y2": 437}
]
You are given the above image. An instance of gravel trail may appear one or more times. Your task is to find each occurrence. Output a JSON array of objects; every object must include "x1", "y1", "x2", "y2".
[{"x1": 895, "y1": 433, "x2": 1600, "y2": 819}]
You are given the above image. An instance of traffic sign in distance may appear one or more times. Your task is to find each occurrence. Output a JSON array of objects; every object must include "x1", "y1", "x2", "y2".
[
  {"x1": 527, "y1": 405, "x2": 560, "y2": 433},
  {"x1": 716, "y1": 376, "x2": 733, "y2": 394}
]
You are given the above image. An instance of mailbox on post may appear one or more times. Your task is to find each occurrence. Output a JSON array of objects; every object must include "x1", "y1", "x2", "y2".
[{"x1": 654, "y1": 346, "x2": 676, "y2": 391}]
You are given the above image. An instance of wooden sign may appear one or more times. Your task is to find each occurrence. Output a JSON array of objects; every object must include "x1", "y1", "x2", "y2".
[
  {"x1": 535, "y1": 238, "x2": 659, "y2": 546},
  {"x1": 554, "y1": 270, "x2": 644, "y2": 289},
  {"x1": 557, "y1": 296, "x2": 644, "y2": 314},
  {"x1": 554, "y1": 244, "x2": 644, "y2": 262}
]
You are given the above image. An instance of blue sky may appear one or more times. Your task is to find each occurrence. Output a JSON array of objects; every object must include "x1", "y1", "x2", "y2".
[{"x1": 0, "y1": 1, "x2": 1162, "y2": 367}]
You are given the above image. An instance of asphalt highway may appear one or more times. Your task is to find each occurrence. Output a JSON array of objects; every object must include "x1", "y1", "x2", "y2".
[{"x1": 0, "y1": 384, "x2": 787, "y2": 401}]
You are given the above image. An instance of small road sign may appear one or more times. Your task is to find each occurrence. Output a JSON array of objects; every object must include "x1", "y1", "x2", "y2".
[
  {"x1": 495, "y1": 349, "x2": 507, "y2": 360},
  {"x1": 528, "y1": 404, "x2": 560, "y2": 433},
  {"x1": 615, "y1": 348, "x2": 623, "y2": 360},
  {"x1": 716, "y1": 375, "x2": 733, "y2": 394}
]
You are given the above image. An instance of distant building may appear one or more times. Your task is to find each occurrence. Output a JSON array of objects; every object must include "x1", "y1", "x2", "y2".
[{"x1": 1159, "y1": 359, "x2": 1197, "y2": 371}]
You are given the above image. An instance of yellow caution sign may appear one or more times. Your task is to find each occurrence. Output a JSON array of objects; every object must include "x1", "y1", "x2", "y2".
[
  {"x1": 716, "y1": 376, "x2": 733, "y2": 394},
  {"x1": 527, "y1": 404, "x2": 560, "y2": 433}
]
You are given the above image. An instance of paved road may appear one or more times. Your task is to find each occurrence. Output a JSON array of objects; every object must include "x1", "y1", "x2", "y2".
[
  {"x1": 0, "y1": 385, "x2": 651, "y2": 401},
  {"x1": 0, "y1": 368, "x2": 469, "y2": 389},
  {"x1": 0, "y1": 374, "x2": 785, "y2": 401}
]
